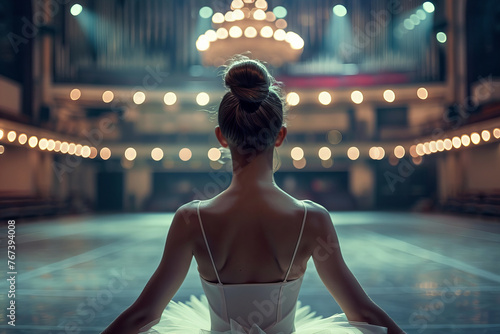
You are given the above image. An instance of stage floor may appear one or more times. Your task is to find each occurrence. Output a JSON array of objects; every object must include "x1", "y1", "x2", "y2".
[{"x1": 1, "y1": 211, "x2": 499, "y2": 333}]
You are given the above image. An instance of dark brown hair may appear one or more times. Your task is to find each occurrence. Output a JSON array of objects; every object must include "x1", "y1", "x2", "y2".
[{"x1": 218, "y1": 56, "x2": 285, "y2": 153}]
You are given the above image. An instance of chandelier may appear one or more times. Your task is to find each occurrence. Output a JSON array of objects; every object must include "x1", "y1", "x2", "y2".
[{"x1": 196, "y1": 0, "x2": 304, "y2": 67}]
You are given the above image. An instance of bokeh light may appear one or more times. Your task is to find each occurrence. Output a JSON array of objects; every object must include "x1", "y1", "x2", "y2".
[
  {"x1": 291, "y1": 147, "x2": 304, "y2": 160},
  {"x1": 216, "y1": 28, "x2": 228, "y2": 40},
  {"x1": 199, "y1": 6, "x2": 213, "y2": 19},
  {"x1": 133, "y1": 91, "x2": 146, "y2": 105},
  {"x1": 38, "y1": 138, "x2": 48, "y2": 150},
  {"x1": 383, "y1": 89, "x2": 396, "y2": 103},
  {"x1": 151, "y1": 148, "x2": 164, "y2": 161},
  {"x1": 273, "y1": 6, "x2": 287, "y2": 18},
  {"x1": 124, "y1": 147, "x2": 137, "y2": 161},
  {"x1": 470, "y1": 132, "x2": 480, "y2": 144},
  {"x1": 70, "y1": 4, "x2": 83, "y2": 16},
  {"x1": 436, "y1": 32, "x2": 447, "y2": 43},
  {"x1": 481, "y1": 130, "x2": 490, "y2": 142},
  {"x1": 260, "y1": 26, "x2": 274, "y2": 38},
  {"x1": 461, "y1": 134, "x2": 470, "y2": 147},
  {"x1": 196, "y1": 92, "x2": 210, "y2": 106},
  {"x1": 333, "y1": 4, "x2": 347, "y2": 17},
  {"x1": 254, "y1": 9, "x2": 266, "y2": 20},
  {"x1": 327, "y1": 130, "x2": 342, "y2": 145},
  {"x1": 409, "y1": 145, "x2": 418, "y2": 157},
  {"x1": 100, "y1": 147, "x2": 111, "y2": 160},
  {"x1": 286, "y1": 92, "x2": 300, "y2": 106},
  {"x1": 208, "y1": 148, "x2": 221, "y2": 161},
  {"x1": 394, "y1": 145, "x2": 405, "y2": 158},
  {"x1": 293, "y1": 158, "x2": 306, "y2": 169},
  {"x1": 18, "y1": 133, "x2": 27, "y2": 145},
  {"x1": 7, "y1": 131, "x2": 16, "y2": 142},
  {"x1": 179, "y1": 148, "x2": 192, "y2": 161},
  {"x1": 60, "y1": 142, "x2": 69, "y2": 154},
  {"x1": 70, "y1": 88, "x2": 81, "y2": 100},
  {"x1": 423, "y1": 1, "x2": 435, "y2": 13},
  {"x1": 444, "y1": 138, "x2": 452, "y2": 150},
  {"x1": 244, "y1": 27, "x2": 258, "y2": 38},
  {"x1": 229, "y1": 26, "x2": 243, "y2": 38},
  {"x1": 81, "y1": 146, "x2": 91, "y2": 158},
  {"x1": 28, "y1": 136, "x2": 38, "y2": 148},
  {"x1": 102, "y1": 90, "x2": 114, "y2": 103},
  {"x1": 318, "y1": 147, "x2": 331, "y2": 160},
  {"x1": 164, "y1": 92, "x2": 177, "y2": 106},
  {"x1": 351, "y1": 90, "x2": 363, "y2": 104},
  {"x1": 318, "y1": 91, "x2": 332, "y2": 105},
  {"x1": 417, "y1": 87, "x2": 428, "y2": 100},
  {"x1": 212, "y1": 13, "x2": 224, "y2": 24},
  {"x1": 436, "y1": 140, "x2": 444, "y2": 152},
  {"x1": 347, "y1": 147, "x2": 360, "y2": 160}
]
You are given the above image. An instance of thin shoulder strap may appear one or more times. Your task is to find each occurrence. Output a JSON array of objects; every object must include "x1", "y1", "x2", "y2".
[
  {"x1": 197, "y1": 200, "x2": 222, "y2": 284},
  {"x1": 283, "y1": 200, "x2": 308, "y2": 282}
]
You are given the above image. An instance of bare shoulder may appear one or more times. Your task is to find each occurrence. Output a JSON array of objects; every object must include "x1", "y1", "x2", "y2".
[
  {"x1": 171, "y1": 200, "x2": 200, "y2": 229},
  {"x1": 302, "y1": 199, "x2": 333, "y2": 229},
  {"x1": 301, "y1": 200, "x2": 339, "y2": 253}
]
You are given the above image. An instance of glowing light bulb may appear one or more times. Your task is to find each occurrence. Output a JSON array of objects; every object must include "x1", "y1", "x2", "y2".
[
  {"x1": 286, "y1": 92, "x2": 300, "y2": 106},
  {"x1": 18, "y1": 133, "x2": 27, "y2": 145},
  {"x1": 196, "y1": 35, "x2": 210, "y2": 51},
  {"x1": 196, "y1": 92, "x2": 210, "y2": 106},
  {"x1": 394, "y1": 145, "x2": 405, "y2": 158},
  {"x1": 318, "y1": 147, "x2": 331, "y2": 160},
  {"x1": 102, "y1": 90, "x2": 114, "y2": 103},
  {"x1": 244, "y1": 27, "x2": 257, "y2": 38},
  {"x1": 333, "y1": 4, "x2": 347, "y2": 17},
  {"x1": 133, "y1": 91, "x2": 146, "y2": 105},
  {"x1": 100, "y1": 147, "x2": 111, "y2": 160},
  {"x1": 164, "y1": 92, "x2": 177, "y2": 106},
  {"x1": 318, "y1": 91, "x2": 332, "y2": 105},
  {"x1": 229, "y1": 26, "x2": 243, "y2": 38},
  {"x1": 28, "y1": 136, "x2": 38, "y2": 148},
  {"x1": 481, "y1": 130, "x2": 490, "y2": 141},
  {"x1": 179, "y1": 148, "x2": 192, "y2": 161},
  {"x1": 124, "y1": 147, "x2": 137, "y2": 161},
  {"x1": 70, "y1": 88, "x2": 81, "y2": 100},
  {"x1": 208, "y1": 148, "x2": 221, "y2": 161},
  {"x1": 291, "y1": 147, "x2": 304, "y2": 160},
  {"x1": 347, "y1": 147, "x2": 360, "y2": 160},
  {"x1": 351, "y1": 90, "x2": 363, "y2": 104},
  {"x1": 470, "y1": 132, "x2": 480, "y2": 144},
  {"x1": 216, "y1": 28, "x2": 229, "y2": 39},
  {"x1": 383, "y1": 90, "x2": 395, "y2": 103},
  {"x1": 212, "y1": 13, "x2": 224, "y2": 24},
  {"x1": 260, "y1": 26, "x2": 273, "y2": 38},
  {"x1": 151, "y1": 148, "x2": 164, "y2": 161},
  {"x1": 417, "y1": 87, "x2": 428, "y2": 100}
]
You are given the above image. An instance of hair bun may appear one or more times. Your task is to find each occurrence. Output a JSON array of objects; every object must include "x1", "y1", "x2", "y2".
[{"x1": 224, "y1": 59, "x2": 271, "y2": 104}]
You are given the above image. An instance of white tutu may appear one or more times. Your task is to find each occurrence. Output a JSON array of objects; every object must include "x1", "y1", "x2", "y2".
[{"x1": 140, "y1": 295, "x2": 387, "y2": 334}]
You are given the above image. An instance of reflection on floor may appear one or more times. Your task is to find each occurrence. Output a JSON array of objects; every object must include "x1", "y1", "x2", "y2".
[{"x1": 0, "y1": 212, "x2": 499, "y2": 333}]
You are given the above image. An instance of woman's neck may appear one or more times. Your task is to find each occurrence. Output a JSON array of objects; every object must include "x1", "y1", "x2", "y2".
[{"x1": 229, "y1": 147, "x2": 276, "y2": 189}]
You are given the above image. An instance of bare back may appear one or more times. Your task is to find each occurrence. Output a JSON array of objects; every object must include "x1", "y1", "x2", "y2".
[{"x1": 192, "y1": 185, "x2": 315, "y2": 284}]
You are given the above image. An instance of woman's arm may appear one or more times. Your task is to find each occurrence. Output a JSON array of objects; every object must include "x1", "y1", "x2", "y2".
[
  {"x1": 101, "y1": 202, "x2": 196, "y2": 334},
  {"x1": 308, "y1": 202, "x2": 405, "y2": 334}
]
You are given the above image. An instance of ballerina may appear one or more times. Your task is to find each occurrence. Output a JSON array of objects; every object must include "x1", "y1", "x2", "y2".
[{"x1": 101, "y1": 56, "x2": 405, "y2": 334}]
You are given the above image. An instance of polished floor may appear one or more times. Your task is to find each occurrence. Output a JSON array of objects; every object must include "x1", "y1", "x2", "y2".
[{"x1": 0, "y1": 211, "x2": 499, "y2": 333}]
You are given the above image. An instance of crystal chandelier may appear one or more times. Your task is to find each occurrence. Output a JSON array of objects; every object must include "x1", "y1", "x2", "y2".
[{"x1": 196, "y1": 0, "x2": 304, "y2": 67}]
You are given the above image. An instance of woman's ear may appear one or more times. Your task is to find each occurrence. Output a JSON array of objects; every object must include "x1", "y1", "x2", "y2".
[
  {"x1": 275, "y1": 126, "x2": 287, "y2": 147},
  {"x1": 215, "y1": 126, "x2": 229, "y2": 148}
]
